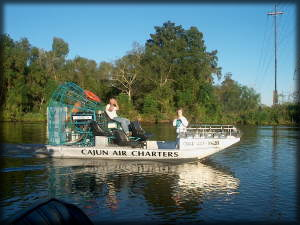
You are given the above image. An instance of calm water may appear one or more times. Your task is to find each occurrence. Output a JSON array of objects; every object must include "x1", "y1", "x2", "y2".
[{"x1": 0, "y1": 122, "x2": 299, "y2": 224}]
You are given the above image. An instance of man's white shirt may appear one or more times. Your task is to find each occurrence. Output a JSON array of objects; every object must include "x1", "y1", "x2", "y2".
[{"x1": 105, "y1": 104, "x2": 118, "y2": 119}]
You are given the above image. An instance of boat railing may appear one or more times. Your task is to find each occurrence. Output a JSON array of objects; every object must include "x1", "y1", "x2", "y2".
[{"x1": 179, "y1": 124, "x2": 240, "y2": 139}]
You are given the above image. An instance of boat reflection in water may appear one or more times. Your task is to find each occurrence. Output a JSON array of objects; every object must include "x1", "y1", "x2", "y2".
[{"x1": 48, "y1": 159, "x2": 239, "y2": 221}]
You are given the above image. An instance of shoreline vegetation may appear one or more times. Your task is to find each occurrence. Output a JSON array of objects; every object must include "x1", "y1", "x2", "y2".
[
  {"x1": 0, "y1": 104, "x2": 299, "y2": 126},
  {"x1": 1, "y1": 21, "x2": 299, "y2": 126}
]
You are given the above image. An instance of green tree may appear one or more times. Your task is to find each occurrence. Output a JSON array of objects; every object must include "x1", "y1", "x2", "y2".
[
  {"x1": 27, "y1": 47, "x2": 57, "y2": 112},
  {"x1": 45, "y1": 37, "x2": 69, "y2": 81},
  {"x1": 116, "y1": 93, "x2": 139, "y2": 120},
  {"x1": 141, "y1": 21, "x2": 222, "y2": 118},
  {"x1": 216, "y1": 73, "x2": 242, "y2": 112},
  {"x1": 1, "y1": 35, "x2": 31, "y2": 119},
  {"x1": 1, "y1": 31, "x2": 298, "y2": 125},
  {"x1": 98, "y1": 61, "x2": 114, "y2": 80},
  {"x1": 52, "y1": 37, "x2": 69, "y2": 58}
]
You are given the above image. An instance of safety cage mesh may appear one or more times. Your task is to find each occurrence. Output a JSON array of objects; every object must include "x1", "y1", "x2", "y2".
[{"x1": 47, "y1": 82, "x2": 106, "y2": 146}]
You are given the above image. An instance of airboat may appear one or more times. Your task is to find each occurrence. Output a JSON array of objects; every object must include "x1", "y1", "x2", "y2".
[{"x1": 45, "y1": 82, "x2": 240, "y2": 160}]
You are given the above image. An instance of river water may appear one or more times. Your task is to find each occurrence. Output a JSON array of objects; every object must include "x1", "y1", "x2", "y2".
[{"x1": 0, "y1": 122, "x2": 299, "y2": 224}]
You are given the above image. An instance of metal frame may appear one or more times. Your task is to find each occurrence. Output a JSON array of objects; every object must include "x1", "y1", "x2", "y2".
[
  {"x1": 48, "y1": 82, "x2": 105, "y2": 146},
  {"x1": 179, "y1": 124, "x2": 240, "y2": 139}
]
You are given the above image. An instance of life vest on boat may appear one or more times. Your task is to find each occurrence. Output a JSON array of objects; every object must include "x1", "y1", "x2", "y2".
[{"x1": 84, "y1": 90, "x2": 101, "y2": 102}]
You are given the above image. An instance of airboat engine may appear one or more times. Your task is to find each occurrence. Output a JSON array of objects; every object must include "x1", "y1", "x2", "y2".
[
  {"x1": 47, "y1": 82, "x2": 106, "y2": 147},
  {"x1": 47, "y1": 82, "x2": 149, "y2": 148}
]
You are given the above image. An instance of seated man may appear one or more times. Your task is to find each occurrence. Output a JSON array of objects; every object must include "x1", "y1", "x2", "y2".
[{"x1": 105, "y1": 98, "x2": 131, "y2": 136}]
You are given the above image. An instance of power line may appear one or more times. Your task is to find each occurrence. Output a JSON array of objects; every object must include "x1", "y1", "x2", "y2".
[
  {"x1": 255, "y1": 14, "x2": 270, "y2": 88},
  {"x1": 256, "y1": 12, "x2": 273, "y2": 92},
  {"x1": 278, "y1": 4, "x2": 295, "y2": 49},
  {"x1": 276, "y1": 4, "x2": 296, "y2": 96},
  {"x1": 294, "y1": 58, "x2": 300, "y2": 80}
]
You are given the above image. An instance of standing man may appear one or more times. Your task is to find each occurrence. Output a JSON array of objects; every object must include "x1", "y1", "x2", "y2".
[
  {"x1": 106, "y1": 98, "x2": 131, "y2": 136},
  {"x1": 173, "y1": 108, "x2": 189, "y2": 134},
  {"x1": 173, "y1": 108, "x2": 189, "y2": 149}
]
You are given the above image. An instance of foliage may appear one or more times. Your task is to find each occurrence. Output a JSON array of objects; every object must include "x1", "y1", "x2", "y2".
[
  {"x1": 116, "y1": 93, "x2": 140, "y2": 120},
  {"x1": 1, "y1": 21, "x2": 298, "y2": 125},
  {"x1": 142, "y1": 94, "x2": 158, "y2": 115}
]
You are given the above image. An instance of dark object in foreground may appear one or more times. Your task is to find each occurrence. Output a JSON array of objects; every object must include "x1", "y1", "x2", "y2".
[{"x1": 6, "y1": 198, "x2": 94, "y2": 225}]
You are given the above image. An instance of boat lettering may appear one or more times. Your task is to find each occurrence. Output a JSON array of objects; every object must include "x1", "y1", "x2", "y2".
[
  {"x1": 81, "y1": 149, "x2": 179, "y2": 158},
  {"x1": 81, "y1": 149, "x2": 109, "y2": 156},
  {"x1": 113, "y1": 150, "x2": 127, "y2": 156},
  {"x1": 131, "y1": 151, "x2": 179, "y2": 158}
]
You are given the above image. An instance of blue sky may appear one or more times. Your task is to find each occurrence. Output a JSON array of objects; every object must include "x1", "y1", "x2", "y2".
[{"x1": 4, "y1": 3, "x2": 296, "y2": 106}]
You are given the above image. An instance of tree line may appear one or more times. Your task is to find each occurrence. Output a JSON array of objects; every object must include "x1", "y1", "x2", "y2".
[{"x1": 1, "y1": 21, "x2": 299, "y2": 125}]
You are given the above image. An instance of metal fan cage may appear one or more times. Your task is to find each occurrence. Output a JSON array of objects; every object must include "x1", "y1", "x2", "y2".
[{"x1": 47, "y1": 82, "x2": 106, "y2": 146}]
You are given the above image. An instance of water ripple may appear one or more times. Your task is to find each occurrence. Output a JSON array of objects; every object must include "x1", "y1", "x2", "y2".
[
  {"x1": 0, "y1": 165, "x2": 46, "y2": 173},
  {"x1": 0, "y1": 125, "x2": 298, "y2": 223}
]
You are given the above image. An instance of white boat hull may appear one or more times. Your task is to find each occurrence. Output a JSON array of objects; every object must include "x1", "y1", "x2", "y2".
[{"x1": 46, "y1": 137, "x2": 240, "y2": 160}]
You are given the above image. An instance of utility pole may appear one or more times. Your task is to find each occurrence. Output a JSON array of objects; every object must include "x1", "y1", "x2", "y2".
[{"x1": 267, "y1": 4, "x2": 284, "y2": 105}]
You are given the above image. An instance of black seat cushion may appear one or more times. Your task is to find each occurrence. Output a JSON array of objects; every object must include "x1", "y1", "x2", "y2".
[
  {"x1": 129, "y1": 121, "x2": 153, "y2": 141},
  {"x1": 8, "y1": 198, "x2": 94, "y2": 225},
  {"x1": 112, "y1": 129, "x2": 129, "y2": 146},
  {"x1": 89, "y1": 120, "x2": 112, "y2": 136}
]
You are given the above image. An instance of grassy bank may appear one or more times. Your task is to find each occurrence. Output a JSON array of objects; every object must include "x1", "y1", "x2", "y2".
[
  {"x1": 1, "y1": 112, "x2": 46, "y2": 122},
  {"x1": 1, "y1": 109, "x2": 298, "y2": 126}
]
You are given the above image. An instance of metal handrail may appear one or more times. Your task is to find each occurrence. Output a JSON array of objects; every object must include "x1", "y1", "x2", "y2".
[
  {"x1": 187, "y1": 127, "x2": 235, "y2": 130},
  {"x1": 180, "y1": 124, "x2": 240, "y2": 139},
  {"x1": 189, "y1": 124, "x2": 235, "y2": 126}
]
